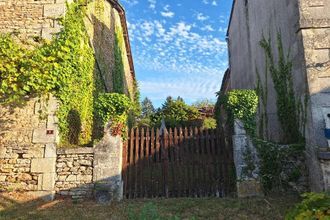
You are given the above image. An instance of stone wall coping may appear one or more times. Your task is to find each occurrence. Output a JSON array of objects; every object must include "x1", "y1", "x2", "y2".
[
  {"x1": 57, "y1": 147, "x2": 94, "y2": 155},
  {"x1": 318, "y1": 151, "x2": 330, "y2": 160}
]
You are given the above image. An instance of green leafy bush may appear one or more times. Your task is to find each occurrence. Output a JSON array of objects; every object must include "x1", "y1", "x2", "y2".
[
  {"x1": 151, "y1": 97, "x2": 200, "y2": 128},
  {"x1": 220, "y1": 89, "x2": 259, "y2": 135},
  {"x1": 94, "y1": 93, "x2": 131, "y2": 136},
  {"x1": 286, "y1": 192, "x2": 330, "y2": 220},
  {"x1": 202, "y1": 117, "x2": 217, "y2": 129}
]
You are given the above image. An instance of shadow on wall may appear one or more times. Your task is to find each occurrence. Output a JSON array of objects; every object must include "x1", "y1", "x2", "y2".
[
  {"x1": 90, "y1": 12, "x2": 127, "y2": 95},
  {"x1": 67, "y1": 109, "x2": 82, "y2": 145}
]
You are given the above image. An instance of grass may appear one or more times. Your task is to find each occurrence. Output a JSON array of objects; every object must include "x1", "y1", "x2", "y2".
[{"x1": 0, "y1": 192, "x2": 299, "y2": 220}]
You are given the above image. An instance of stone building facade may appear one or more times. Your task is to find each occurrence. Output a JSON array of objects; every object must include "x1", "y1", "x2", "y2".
[
  {"x1": 0, "y1": 0, "x2": 135, "y2": 96},
  {"x1": 225, "y1": 0, "x2": 330, "y2": 191},
  {"x1": 0, "y1": 0, "x2": 133, "y2": 200}
]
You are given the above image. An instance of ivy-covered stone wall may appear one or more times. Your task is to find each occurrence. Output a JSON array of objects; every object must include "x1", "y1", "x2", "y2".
[
  {"x1": 0, "y1": 0, "x2": 136, "y2": 197},
  {"x1": 84, "y1": 0, "x2": 135, "y2": 97}
]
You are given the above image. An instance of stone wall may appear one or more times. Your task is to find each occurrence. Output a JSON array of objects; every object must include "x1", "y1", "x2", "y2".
[
  {"x1": 0, "y1": 95, "x2": 59, "y2": 200},
  {"x1": 55, "y1": 148, "x2": 94, "y2": 199},
  {"x1": 0, "y1": 0, "x2": 68, "y2": 40},
  {"x1": 298, "y1": 0, "x2": 330, "y2": 191}
]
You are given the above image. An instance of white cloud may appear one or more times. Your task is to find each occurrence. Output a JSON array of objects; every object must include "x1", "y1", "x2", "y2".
[
  {"x1": 161, "y1": 5, "x2": 175, "y2": 18},
  {"x1": 148, "y1": 0, "x2": 156, "y2": 10},
  {"x1": 201, "y1": 24, "x2": 215, "y2": 32},
  {"x1": 202, "y1": 0, "x2": 218, "y2": 6},
  {"x1": 196, "y1": 13, "x2": 209, "y2": 21},
  {"x1": 121, "y1": 0, "x2": 138, "y2": 6}
]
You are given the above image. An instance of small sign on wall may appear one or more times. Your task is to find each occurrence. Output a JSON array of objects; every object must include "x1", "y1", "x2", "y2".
[{"x1": 46, "y1": 130, "x2": 54, "y2": 135}]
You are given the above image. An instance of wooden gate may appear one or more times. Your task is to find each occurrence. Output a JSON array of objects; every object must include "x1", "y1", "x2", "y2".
[{"x1": 122, "y1": 127, "x2": 233, "y2": 199}]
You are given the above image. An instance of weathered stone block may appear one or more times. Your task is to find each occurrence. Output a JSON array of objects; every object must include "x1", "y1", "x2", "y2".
[
  {"x1": 66, "y1": 175, "x2": 77, "y2": 182},
  {"x1": 32, "y1": 128, "x2": 56, "y2": 144},
  {"x1": 43, "y1": 3, "x2": 66, "y2": 18},
  {"x1": 0, "y1": 176, "x2": 7, "y2": 182},
  {"x1": 47, "y1": 115, "x2": 58, "y2": 130},
  {"x1": 0, "y1": 147, "x2": 6, "y2": 158},
  {"x1": 41, "y1": 27, "x2": 61, "y2": 40},
  {"x1": 31, "y1": 158, "x2": 56, "y2": 173},
  {"x1": 37, "y1": 174, "x2": 43, "y2": 190},
  {"x1": 42, "y1": 173, "x2": 56, "y2": 191},
  {"x1": 77, "y1": 175, "x2": 92, "y2": 182},
  {"x1": 237, "y1": 180, "x2": 263, "y2": 198},
  {"x1": 44, "y1": 144, "x2": 56, "y2": 158},
  {"x1": 234, "y1": 120, "x2": 246, "y2": 135}
]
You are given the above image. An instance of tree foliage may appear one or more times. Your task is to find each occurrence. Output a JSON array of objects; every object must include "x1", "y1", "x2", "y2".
[
  {"x1": 150, "y1": 97, "x2": 200, "y2": 128},
  {"x1": 141, "y1": 97, "x2": 155, "y2": 118}
]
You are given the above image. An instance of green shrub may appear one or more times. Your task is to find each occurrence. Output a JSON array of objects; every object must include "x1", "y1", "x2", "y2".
[
  {"x1": 220, "y1": 89, "x2": 259, "y2": 135},
  {"x1": 202, "y1": 117, "x2": 217, "y2": 129},
  {"x1": 94, "y1": 93, "x2": 131, "y2": 136},
  {"x1": 286, "y1": 192, "x2": 330, "y2": 220}
]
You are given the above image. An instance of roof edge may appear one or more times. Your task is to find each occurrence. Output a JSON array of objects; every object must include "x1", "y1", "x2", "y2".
[
  {"x1": 226, "y1": 0, "x2": 236, "y2": 37},
  {"x1": 107, "y1": 0, "x2": 136, "y2": 81}
]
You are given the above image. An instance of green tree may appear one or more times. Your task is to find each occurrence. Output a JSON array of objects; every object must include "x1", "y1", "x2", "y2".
[
  {"x1": 155, "y1": 96, "x2": 200, "y2": 127},
  {"x1": 141, "y1": 97, "x2": 155, "y2": 118}
]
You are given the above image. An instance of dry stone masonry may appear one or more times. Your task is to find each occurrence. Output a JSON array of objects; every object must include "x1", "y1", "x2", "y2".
[{"x1": 55, "y1": 148, "x2": 94, "y2": 199}]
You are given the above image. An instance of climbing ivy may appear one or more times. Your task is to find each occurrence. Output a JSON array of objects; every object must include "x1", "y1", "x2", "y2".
[
  {"x1": 94, "y1": 93, "x2": 132, "y2": 137},
  {"x1": 220, "y1": 90, "x2": 259, "y2": 136},
  {"x1": 0, "y1": 3, "x2": 95, "y2": 145},
  {"x1": 113, "y1": 24, "x2": 125, "y2": 94},
  {"x1": 259, "y1": 33, "x2": 304, "y2": 143},
  {"x1": 253, "y1": 139, "x2": 306, "y2": 192}
]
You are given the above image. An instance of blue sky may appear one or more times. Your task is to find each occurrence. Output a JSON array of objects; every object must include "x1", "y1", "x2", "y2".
[{"x1": 120, "y1": 0, "x2": 233, "y2": 107}]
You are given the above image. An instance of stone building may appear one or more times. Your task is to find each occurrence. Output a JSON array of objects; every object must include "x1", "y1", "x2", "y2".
[
  {"x1": 0, "y1": 0, "x2": 135, "y2": 200},
  {"x1": 224, "y1": 0, "x2": 330, "y2": 191}
]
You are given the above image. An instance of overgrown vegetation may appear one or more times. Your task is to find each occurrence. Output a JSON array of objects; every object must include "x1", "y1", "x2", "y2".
[
  {"x1": 215, "y1": 33, "x2": 309, "y2": 193},
  {"x1": 254, "y1": 140, "x2": 306, "y2": 192},
  {"x1": 113, "y1": 23, "x2": 125, "y2": 94},
  {"x1": 219, "y1": 90, "x2": 259, "y2": 135},
  {"x1": 94, "y1": 93, "x2": 132, "y2": 136},
  {"x1": 286, "y1": 192, "x2": 330, "y2": 220},
  {"x1": 0, "y1": 2, "x2": 141, "y2": 145},
  {"x1": 259, "y1": 33, "x2": 306, "y2": 144},
  {"x1": 0, "y1": 3, "x2": 95, "y2": 145}
]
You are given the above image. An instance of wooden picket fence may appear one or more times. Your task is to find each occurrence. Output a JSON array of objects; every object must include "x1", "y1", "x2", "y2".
[{"x1": 122, "y1": 127, "x2": 233, "y2": 199}]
